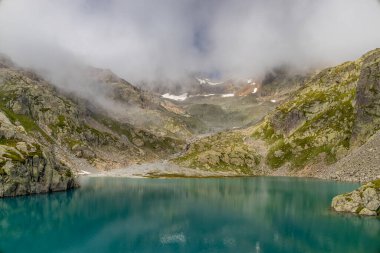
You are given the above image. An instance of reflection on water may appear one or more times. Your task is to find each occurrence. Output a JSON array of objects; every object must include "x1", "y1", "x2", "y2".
[{"x1": 0, "y1": 177, "x2": 379, "y2": 253}]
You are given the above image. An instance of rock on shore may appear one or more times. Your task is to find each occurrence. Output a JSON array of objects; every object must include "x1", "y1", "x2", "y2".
[{"x1": 331, "y1": 179, "x2": 380, "y2": 216}]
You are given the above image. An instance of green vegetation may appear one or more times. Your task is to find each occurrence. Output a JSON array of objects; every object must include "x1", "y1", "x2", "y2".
[
  {"x1": 28, "y1": 143, "x2": 43, "y2": 157},
  {"x1": 40, "y1": 108, "x2": 50, "y2": 112},
  {"x1": 64, "y1": 138, "x2": 83, "y2": 149},
  {"x1": 370, "y1": 179, "x2": 380, "y2": 189},
  {"x1": 49, "y1": 115, "x2": 69, "y2": 135},
  {"x1": 0, "y1": 167, "x2": 7, "y2": 176},
  {"x1": 0, "y1": 104, "x2": 54, "y2": 144},
  {"x1": 65, "y1": 169, "x2": 73, "y2": 178},
  {"x1": 3, "y1": 150, "x2": 24, "y2": 162},
  {"x1": 174, "y1": 131, "x2": 261, "y2": 175},
  {"x1": 251, "y1": 121, "x2": 282, "y2": 144},
  {"x1": 0, "y1": 142, "x2": 42, "y2": 163},
  {"x1": 175, "y1": 51, "x2": 380, "y2": 174},
  {"x1": 250, "y1": 61, "x2": 358, "y2": 170},
  {"x1": 266, "y1": 140, "x2": 292, "y2": 168},
  {"x1": 373, "y1": 179, "x2": 380, "y2": 188},
  {"x1": 94, "y1": 113, "x2": 183, "y2": 153},
  {"x1": 1, "y1": 106, "x2": 38, "y2": 132},
  {"x1": 56, "y1": 115, "x2": 66, "y2": 129},
  {"x1": 356, "y1": 205, "x2": 365, "y2": 214},
  {"x1": 0, "y1": 137, "x2": 19, "y2": 147}
]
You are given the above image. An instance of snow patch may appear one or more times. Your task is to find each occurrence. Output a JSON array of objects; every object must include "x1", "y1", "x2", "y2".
[
  {"x1": 207, "y1": 81, "x2": 223, "y2": 86},
  {"x1": 78, "y1": 170, "x2": 91, "y2": 175},
  {"x1": 222, "y1": 93, "x2": 235, "y2": 98},
  {"x1": 247, "y1": 79, "x2": 256, "y2": 85},
  {"x1": 270, "y1": 99, "x2": 277, "y2": 103},
  {"x1": 196, "y1": 78, "x2": 207, "y2": 84},
  {"x1": 196, "y1": 78, "x2": 223, "y2": 86},
  {"x1": 162, "y1": 93, "x2": 188, "y2": 101},
  {"x1": 188, "y1": 94, "x2": 215, "y2": 98},
  {"x1": 252, "y1": 87, "x2": 258, "y2": 94}
]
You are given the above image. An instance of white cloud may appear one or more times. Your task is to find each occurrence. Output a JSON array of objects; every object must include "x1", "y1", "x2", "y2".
[{"x1": 0, "y1": 0, "x2": 379, "y2": 86}]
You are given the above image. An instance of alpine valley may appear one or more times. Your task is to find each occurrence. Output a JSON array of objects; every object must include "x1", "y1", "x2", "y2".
[{"x1": 0, "y1": 49, "x2": 380, "y2": 217}]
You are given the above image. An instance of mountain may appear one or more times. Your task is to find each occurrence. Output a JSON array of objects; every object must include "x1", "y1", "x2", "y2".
[
  {"x1": 0, "y1": 56, "x2": 205, "y2": 197},
  {"x1": 174, "y1": 49, "x2": 380, "y2": 182},
  {"x1": 144, "y1": 67, "x2": 311, "y2": 133}
]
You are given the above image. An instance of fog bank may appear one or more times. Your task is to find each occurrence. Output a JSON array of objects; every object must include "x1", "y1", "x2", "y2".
[{"x1": 0, "y1": 0, "x2": 380, "y2": 85}]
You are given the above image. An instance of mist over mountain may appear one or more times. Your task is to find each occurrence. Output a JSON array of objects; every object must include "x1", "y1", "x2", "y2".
[{"x1": 0, "y1": 0, "x2": 380, "y2": 89}]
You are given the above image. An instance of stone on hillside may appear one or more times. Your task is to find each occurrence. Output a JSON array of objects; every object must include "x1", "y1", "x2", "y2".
[{"x1": 16, "y1": 142, "x2": 28, "y2": 154}]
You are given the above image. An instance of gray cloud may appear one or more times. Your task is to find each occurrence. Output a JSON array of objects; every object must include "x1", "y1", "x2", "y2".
[{"x1": 0, "y1": 0, "x2": 380, "y2": 85}]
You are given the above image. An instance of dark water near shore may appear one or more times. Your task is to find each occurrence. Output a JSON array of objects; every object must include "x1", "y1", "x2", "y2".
[{"x1": 0, "y1": 177, "x2": 379, "y2": 253}]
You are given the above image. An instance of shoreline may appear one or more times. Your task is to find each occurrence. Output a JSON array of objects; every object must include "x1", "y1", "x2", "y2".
[{"x1": 77, "y1": 160, "x2": 375, "y2": 184}]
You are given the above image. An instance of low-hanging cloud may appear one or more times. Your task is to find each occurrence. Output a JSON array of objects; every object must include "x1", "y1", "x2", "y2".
[{"x1": 0, "y1": 0, "x2": 380, "y2": 85}]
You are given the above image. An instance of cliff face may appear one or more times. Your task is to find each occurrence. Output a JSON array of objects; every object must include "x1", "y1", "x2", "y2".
[
  {"x1": 352, "y1": 52, "x2": 380, "y2": 144},
  {"x1": 174, "y1": 49, "x2": 380, "y2": 181},
  {"x1": 0, "y1": 110, "x2": 77, "y2": 197}
]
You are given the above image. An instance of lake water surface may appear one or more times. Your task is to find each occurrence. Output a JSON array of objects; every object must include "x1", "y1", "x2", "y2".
[{"x1": 0, "y1": 177, "x2": 379, "y2": 253}]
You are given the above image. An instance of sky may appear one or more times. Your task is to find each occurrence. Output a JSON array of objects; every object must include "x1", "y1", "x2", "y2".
[{"x1": 0, "y1": 0, "x2": 380, "y2": 85}]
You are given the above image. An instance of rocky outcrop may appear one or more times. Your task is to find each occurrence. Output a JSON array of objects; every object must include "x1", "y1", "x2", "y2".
[
  {"x1": 352, "y1": 50, "x2": 380, "y2": 145},
  {"x1": 174, "y1": 131, "x2": 262, "y2": 175},
  {"x1": 0, "y1": 152, "x2": 77, "y2": 197},
  {"x1": 331, "y1": 179, "x2": 380, "y2": 216},
  {"x1": 0, "y1": 110, "x2": 77, "y2": 197}
]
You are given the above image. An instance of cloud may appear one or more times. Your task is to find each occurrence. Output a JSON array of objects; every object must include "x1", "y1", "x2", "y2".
[{"x1": 0, "y1": 0, "x2": 380, "y2": 86}]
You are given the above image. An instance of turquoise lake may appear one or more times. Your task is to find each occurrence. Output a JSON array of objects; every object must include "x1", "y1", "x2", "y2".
[{"x1": 0, "y1": 177, "x2": 379, "y2": 253}]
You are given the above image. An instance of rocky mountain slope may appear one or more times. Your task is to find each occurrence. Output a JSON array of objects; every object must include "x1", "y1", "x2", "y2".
[
  {"x1": 0, "y1": 56, "x2": 209, "y2": 197},
  {"x1": 0, "y1": 108, "x2": 77, "y2": 197},
  {"x1": 174, "y1": 49, "x2": 380, "y2": 181},
  {"x1": 179, "y1": 95, "x2": 277, "y2": 133},
  {"x1": 158, "y1": 68, "x2": 309, "y2": 133}
]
